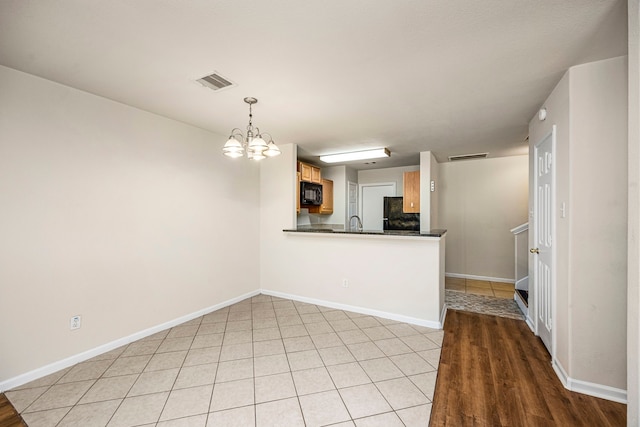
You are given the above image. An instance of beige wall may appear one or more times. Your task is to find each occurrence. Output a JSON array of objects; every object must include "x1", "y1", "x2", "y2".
[
  {"x1": 529, "y1": 56, "x2": 628, "y2": 396},
  {"x1": 438, "y1": 155, "x2": 529, "y2": 281},
  {"x1": 321, "y1": 165, "x2": 347, "y2": 226},
  {"x1": 0, "y1": 66, "x2": 261, "y2": 385},
  {"x1": 570, "y1": 57, "x2": 628, "y2": 389},
  {"x1": 357, "y1": 165, "x2": 419, "y2": 196},
  {"x1": 420, "y1": 151, "x2": 439, "y2": 232},
  {"x1": 430, "y1": 154, "x2": 440, "y2": 229},
  {"x1": 629, "y1": 0, "x2": 640, "y2": 422}
]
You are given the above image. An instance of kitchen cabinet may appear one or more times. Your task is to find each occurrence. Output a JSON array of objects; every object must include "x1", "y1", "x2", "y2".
[
  {"x1": 403, "y1": 171, "x2": 420, "y2": 213},
  {"x1": 307, "y1": 179, "x2": 333, "y2": 215},
  {"x1": 298, "y1": 161, "x2": 322, "y2": 184},
  {"x1": 311, "y1": 166, "x2": 321, "y2": 183}
]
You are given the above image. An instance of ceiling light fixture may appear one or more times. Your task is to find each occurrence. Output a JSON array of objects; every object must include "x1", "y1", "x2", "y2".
[
  {"x1": 222, "y1": 97, "x2": 281, "y2": 160},
  {"x1": 320, "y1": 148, "x2": 390, "y2": 164}
]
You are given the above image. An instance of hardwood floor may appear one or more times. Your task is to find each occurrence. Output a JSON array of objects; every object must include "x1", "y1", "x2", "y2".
[
  {"x1": 0, "y1": 394, "x2": 25, "y2": 427},
  {"x1": 430, "y1": 309, "x2": 626, "y2": 426}
]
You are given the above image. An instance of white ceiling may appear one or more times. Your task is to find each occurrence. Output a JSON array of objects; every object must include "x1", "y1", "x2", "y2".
[{"x1": 0, "y1": 0, "x2": 628, "y2": 169}]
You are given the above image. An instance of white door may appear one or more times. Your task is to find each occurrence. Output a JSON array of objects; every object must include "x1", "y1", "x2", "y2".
[
  {"x1": 532, "y1": 127, "x2": 555, "y2": 354},
  {"x1": 360, "y1": 183, "x2": 396, "y2": 231},
  {"x1": 348, "y1": 181, "x2": 358, "y2": 224}
]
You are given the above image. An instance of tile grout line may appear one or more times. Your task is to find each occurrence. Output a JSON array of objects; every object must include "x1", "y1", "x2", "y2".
[{"x1": 11, "y1": 294, "x2": 439, "y2": 426}]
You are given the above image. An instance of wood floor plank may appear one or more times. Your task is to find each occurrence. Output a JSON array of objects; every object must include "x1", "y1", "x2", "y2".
[
  {"x1": 0, "y1": 394, "x2": 26, "y2": 427},
  {"x1": 430, "y1": 309, "x2": 626, "y2": 426}
]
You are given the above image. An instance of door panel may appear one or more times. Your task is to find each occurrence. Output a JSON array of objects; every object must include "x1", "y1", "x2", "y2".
[
  {"x1": 348, "y1": 181, "x2": 358, "y2": 223},
  {"x1": 533, "y1": 128, "x2": 554, "y2": 353}
]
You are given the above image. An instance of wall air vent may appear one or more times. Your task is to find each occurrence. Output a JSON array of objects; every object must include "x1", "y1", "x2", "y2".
[
  {"x1": 448, "y1": 153, "x2": 489, "y2": 162},
  {"x1": 196, "y1": 72, "x2": 235, "y2": 91}
]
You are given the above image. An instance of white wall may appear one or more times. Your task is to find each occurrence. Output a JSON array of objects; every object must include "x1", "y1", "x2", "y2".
[
  {"x1": 346, "y1": 166, "x2": 358, "y2": 225},
  {"x1": 629, "y1": 0, "x2": 640, "y2": 422},
  {"x1": 260, "y1": 142, "x2": 298, "y2": 278},
  {"x1": 345, "y1": 166, "x2": 358, "y2": 187},
  {"x1": 321, "y1": 165, "x2": 347, "y2": 226},
  {"x1": 262, "y1": 232, "x2": 445, "y2": 326},
  {"x1": 0, "y1": 66, "x2": 260, "y2": 385},
  {"x1": 430, "y1": 154, "x2": 440, "y2": 229},
  {"x1": 420, "y1": 151, "x2": 439, "y2": 232},
  {"x1": 529, "y1": 56, "x2": 628, "y2": 396},
  {"x1": 438, "y1": 155, "x2": 529, "y2": 281},
  {"x1": 569, "y1": 57, "x2": 628, "y2": 390},
  {"x1": 357, "y1": 165, "x2": 419, "y2": 196}
]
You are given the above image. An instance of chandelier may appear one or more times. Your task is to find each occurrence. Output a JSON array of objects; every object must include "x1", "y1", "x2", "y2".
[{"x1": 222, "y1": 97, "x2": 281, "y2": 160}]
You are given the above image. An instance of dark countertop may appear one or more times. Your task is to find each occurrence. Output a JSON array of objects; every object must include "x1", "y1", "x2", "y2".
[{"x1": 283, "y1": 227, "x2": 447, "y2": 238}]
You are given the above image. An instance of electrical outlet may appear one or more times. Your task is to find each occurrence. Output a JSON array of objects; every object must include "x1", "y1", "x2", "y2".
[
  {"x1": 342, "y1": 278, "x2": 349, "y2": 288},
  {"x1": 70, "y1": 315, "x2": 81, "y2": 330}
]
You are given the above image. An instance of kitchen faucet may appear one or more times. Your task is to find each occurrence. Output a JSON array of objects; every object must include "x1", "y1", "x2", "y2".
[{"x1": 349, "y1": 215, "x2": 363, "y2": 232}]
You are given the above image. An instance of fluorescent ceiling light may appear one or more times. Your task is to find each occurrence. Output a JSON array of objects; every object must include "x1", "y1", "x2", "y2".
[{"x1": 320, "y1": 148, "x2": 390, "y2": 163}]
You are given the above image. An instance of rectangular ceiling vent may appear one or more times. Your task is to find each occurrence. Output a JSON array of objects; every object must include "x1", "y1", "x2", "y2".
[
  {"x1": 448, "y1": 153, "x2": 489, "y2": 162},
  {"x1": 196, "y1": 72, "x2": 235, "y2": 91}
]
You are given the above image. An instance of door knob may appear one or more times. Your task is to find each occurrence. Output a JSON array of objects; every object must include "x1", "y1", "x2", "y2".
[{"x1": 530, "y1": 248, "x2": 539, "y2": 254}]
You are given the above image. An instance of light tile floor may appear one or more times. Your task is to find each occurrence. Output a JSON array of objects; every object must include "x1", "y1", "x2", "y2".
[
  {"x1": 7, "y1": 295, "x2": 440, "y2": 427},
  {"x1": 444, "y1": 277, "x2": 515, "y2": 299}
]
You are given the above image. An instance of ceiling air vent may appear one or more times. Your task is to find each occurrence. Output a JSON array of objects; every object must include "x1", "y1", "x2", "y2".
[
  {"x1": 196, "y1": 72, "x2": 235, "y2": 91},
  {"x1": 448, "y1": 153, "x2": 489, "y2": 162}
]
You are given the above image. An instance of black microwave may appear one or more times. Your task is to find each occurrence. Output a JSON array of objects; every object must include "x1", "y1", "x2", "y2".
[{"x1": 300, "y1": 182, "x2": 323, "y2": 205}]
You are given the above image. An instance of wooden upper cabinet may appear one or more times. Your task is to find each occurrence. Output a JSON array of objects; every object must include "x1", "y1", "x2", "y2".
[
  {"x1": 311, "y1": 166, "x2": 321, "y2": 184},
  {"x1": 298, "y1": 161, "x2": 321, "y2": 184},
  {"x1": 403, "y1": 171, "x2": 420, "y2": 213},
  {"x1": 299, "y1": 162, "x2": 312, "y2": 182},
  {"x1": 319, "y1": 179, "x2": 333, "y2": 214},
  {"x1": 307, "y1": 179, "x2": 333, "y2": 215}
]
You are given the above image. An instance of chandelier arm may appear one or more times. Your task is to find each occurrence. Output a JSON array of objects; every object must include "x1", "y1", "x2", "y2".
[{"x1": 259, "y1": 132, "x2": 274, "y2": 142}]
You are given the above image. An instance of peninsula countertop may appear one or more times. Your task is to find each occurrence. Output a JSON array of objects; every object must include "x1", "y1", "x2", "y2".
[{"x1": 283, "y1": 227, "x2": 447, "y2": 238}]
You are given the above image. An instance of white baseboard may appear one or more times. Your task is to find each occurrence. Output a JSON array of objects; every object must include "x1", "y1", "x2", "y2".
[
  {"x1": 0, "y1": 289, "x2": 261, "y2": 393},
  {"x1": 445, "y1": 272, "x2": 514, "y2": 284},
  {"x1": 514, "y1": 292, "x2": 528, "y2": 317},
  {"x1": 553, "y1": 358, "x2": 569, "y2": 386},
  {"x1": 261, "y1": 289, "x2": 444, "y2": 330},
  {"x1": 513, "y1": 292, "x2": 535, "y2": 332},
  {"x1": 552, "y1": 358, "x2": 627, "y2": 404},
  {"x1": 525, "y1": 316, "x2": 535, "y2": 332}
]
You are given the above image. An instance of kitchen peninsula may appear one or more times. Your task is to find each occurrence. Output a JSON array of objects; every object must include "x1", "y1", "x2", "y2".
[
  {"x1": 278, "y1": 227, "x2": 447, "y2": 329},
  {"x1": 284, "y1": 227, "x2": 446, "y2": 237},
  {"x1": 260, "y1": 145, "x2": 446, "y2": 330}
]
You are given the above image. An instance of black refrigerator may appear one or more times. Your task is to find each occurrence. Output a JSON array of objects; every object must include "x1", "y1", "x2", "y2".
[{"x1": 383, "y1": 197, "x2": 420, "y2": 231}]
